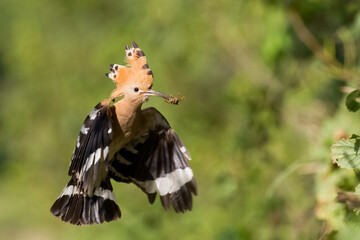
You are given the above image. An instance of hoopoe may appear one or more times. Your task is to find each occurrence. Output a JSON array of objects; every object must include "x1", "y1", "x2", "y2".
[{"x1": 50, "y1": 42, "x2": 197, "y2": 225}]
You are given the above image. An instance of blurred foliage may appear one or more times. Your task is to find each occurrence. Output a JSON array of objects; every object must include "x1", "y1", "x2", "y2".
[{"x1": 1, "y1": 0, "x2": 360, "y2": 239}]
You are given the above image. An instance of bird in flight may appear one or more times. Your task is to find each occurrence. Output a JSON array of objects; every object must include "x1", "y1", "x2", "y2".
[{"x1": 50, "y1": 41, "x2": 197, "y2": 225}]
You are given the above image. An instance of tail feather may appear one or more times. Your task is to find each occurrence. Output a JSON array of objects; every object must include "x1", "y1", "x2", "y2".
[
  {"x1": 81, "y1": 197, "x2": 91, "y2": 225},
  {"x1": 50, "y1": 177, "x2": 121, "y2": 225},
  {"x1": 70, "y1": 195, "x2": 83, "y2": 225}
]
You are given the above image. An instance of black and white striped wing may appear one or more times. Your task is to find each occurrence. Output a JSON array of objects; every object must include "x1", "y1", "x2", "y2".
[
  {"x1": 50, "y1": 175, "x2": 121, "y2": 225},
  {"x1": 109, "y1": 107, "x2": 197, "y2": 213},
  {"x1": 68, "y1": 101, "x2": 113, "y2": 189},
  {"x1": 51, "y1": 101, "x2": 121, "y2": 225}
]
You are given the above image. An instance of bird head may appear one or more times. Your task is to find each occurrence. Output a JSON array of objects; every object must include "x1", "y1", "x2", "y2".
[{"x1": 107, "y1": 41, "x2": 178, "y2": 105}]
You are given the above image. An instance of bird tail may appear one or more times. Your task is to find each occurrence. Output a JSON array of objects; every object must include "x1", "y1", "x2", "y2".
[{"x1": 50, "y1": 176, "x2": 121, "y2": 225}]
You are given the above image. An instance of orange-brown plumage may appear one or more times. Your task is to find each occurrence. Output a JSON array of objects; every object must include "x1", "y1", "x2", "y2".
[
  {"x1": 108, "y1": 42, "x2": 153, "y2": 100},
  {"x1": 51, "y1": 41, "x2": 196, "y2": 225}
]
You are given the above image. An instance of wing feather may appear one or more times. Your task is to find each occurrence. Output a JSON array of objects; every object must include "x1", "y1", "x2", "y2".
[
  {"x1": 109, "y1": 107, "x2": 197, "y2": 213},
  {"x1": 68, "y1": 101, "x2": 113, "y2": 188}
]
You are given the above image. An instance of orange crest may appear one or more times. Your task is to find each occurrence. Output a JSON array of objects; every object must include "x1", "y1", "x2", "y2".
[{"x1": 107, "y1": 41, "x2": 153, "y2": 98}]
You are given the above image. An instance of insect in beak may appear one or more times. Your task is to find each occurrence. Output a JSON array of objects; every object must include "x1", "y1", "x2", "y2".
[{"x1": 141, "y1": 89, "x2": 184, "y2": 105}]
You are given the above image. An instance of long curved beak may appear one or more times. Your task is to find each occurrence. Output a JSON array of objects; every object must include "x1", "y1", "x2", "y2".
[
  {"x1": 142, "y1": 89, "x2": 174, "y2": 101},
  {"x1": 141, "y1": 89, "x2": 182, "y2": 105}
]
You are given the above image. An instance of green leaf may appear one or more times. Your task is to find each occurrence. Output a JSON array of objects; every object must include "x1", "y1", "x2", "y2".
[
  {"x1": 331, "y1": 139, "x2": 360, "y2": 169},
  {"x1": 355, "y1": 183, "x2": 360, "y2": 197},
  {"x1": 345, "y1": 89, "x2": 360, "y2": 112}
]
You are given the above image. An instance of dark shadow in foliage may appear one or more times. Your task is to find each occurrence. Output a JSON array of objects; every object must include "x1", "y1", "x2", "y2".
[
  {"x1": 0, "y1": 147, "x2": 9, "y2": 176},
  {"x1": 354, "y1": 139, "x2": 360, "y2": 154}
]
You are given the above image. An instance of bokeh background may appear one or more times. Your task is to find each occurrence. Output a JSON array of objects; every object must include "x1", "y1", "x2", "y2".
[{"x1": 1, "y1": 0, "x2": 360, "y2": 239}]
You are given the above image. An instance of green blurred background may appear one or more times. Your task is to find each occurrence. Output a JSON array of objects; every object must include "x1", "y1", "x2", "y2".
[{"x1": 1, "y1": 0, "x2": 360, "y2": 239}]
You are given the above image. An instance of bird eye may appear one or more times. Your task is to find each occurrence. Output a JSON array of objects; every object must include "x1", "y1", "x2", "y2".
[{"x1": 134, "y1": 87, "x2": 139, "y2": 92}]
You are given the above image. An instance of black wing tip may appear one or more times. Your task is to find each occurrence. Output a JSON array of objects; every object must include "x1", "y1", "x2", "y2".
[
  {"x1": 147, "y1": 193, "x2": 157, "y2": 204},
  {"x1": 158, "y1": 180, "x2": 196, "y2": 213},
  {"x1": 189, "y1": 178, "x2": 198, "y2": 196},
  {"x1": 102, "y1": 199, "x2": 122, "y2": 222},
  {"x1": 50, "y1": 194, "x2": 121, "y2": 225}
]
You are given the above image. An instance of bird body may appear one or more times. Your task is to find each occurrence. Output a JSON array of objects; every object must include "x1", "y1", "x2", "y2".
[{"x1": 50, "y1": 42, "x2": 197, "y2": 225}]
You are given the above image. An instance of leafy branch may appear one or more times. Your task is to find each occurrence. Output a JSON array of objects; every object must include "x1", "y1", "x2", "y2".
[{"x1": 287, "y1": 8, "x2": 360, "y2": 238}]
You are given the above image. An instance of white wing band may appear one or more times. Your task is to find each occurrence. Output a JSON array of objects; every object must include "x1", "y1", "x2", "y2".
[{"x1": 135, "y1": 167, "x2": 194, "y2": 196}]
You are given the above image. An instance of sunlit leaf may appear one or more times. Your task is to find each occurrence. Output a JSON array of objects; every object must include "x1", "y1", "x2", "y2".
[
  {"x1": 331, "y1": 139, "x2": 360, "y2": 169},
  {"x1": 345, "y1": 89, "x2": 360, "y2": 112},
  {"x1": 355, "y1": 184, "x2": 360, "y2": 197}
]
